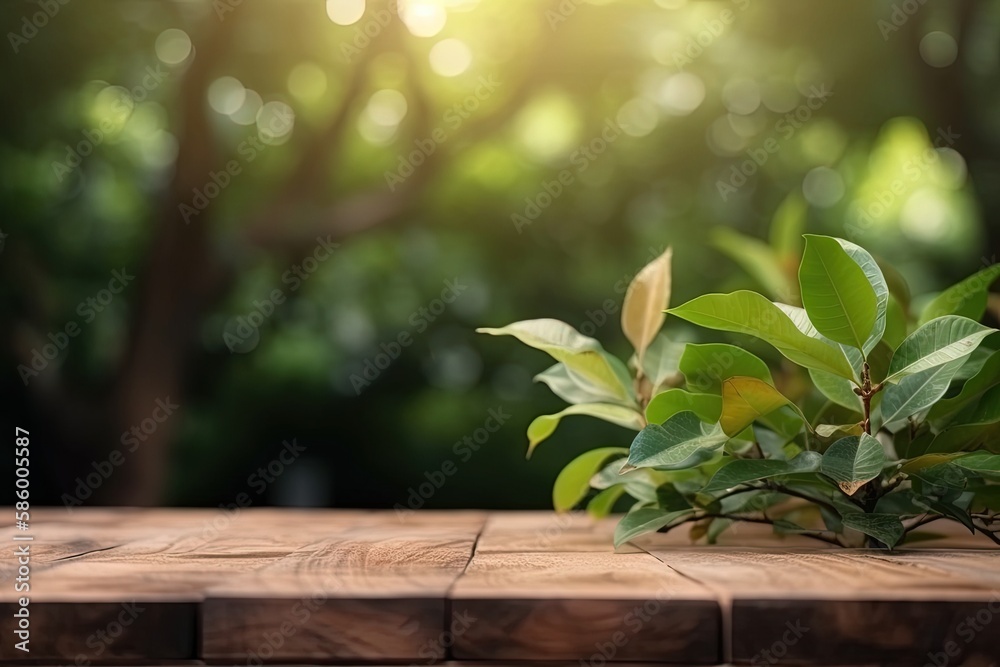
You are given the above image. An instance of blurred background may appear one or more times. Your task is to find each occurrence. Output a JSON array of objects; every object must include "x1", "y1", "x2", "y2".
[{"x1": 1, "y1": 0, "x2": 998, "y2": 510}]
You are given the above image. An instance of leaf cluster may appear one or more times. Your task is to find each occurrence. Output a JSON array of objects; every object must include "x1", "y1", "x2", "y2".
[{"x1": 479, "y1": 209, "x2": 1000, "y2": 549}]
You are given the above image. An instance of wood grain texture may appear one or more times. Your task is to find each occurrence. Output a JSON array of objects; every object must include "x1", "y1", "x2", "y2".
[
  {"x1": 451, "y1": 551, "x2": 722, "y2": 664},
  {"x1": 201, "y1": 513, "x2": 486, "y2": 662},
  {"x1": 643, "y1": 547, "x2": 1000, "y2": 665},
  {"x1": 3, "y1": 508, "x2": 998, "y2": 666}
]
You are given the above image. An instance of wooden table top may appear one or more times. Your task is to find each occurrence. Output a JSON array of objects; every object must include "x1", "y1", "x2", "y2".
[{"x1": 2, "y1": 509, "x2": 999, "y2": 666}]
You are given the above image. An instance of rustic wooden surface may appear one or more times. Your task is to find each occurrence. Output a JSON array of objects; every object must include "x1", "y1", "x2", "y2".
[{"x1": 1, "y1": 509, "x2": 998, "y2": 665}]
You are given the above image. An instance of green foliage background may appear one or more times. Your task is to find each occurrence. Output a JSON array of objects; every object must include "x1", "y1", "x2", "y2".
[{"x1": 0, "y1": 0, "x2": 998, "y2": 508}]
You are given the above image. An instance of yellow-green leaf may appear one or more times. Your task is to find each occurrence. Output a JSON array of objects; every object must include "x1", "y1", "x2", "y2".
[
  {"x1": 720, "y1": 376, "x2": 793, "y2": 437},
  {"x1": 553, "y1": 447, "x2": 628, "y2": 511},
  {"x1": 527, "y1": 404, "x2": 644, "y2": 457},
  {"x1": 621, "y1": 247, "x2": 673, "y2": 363}
]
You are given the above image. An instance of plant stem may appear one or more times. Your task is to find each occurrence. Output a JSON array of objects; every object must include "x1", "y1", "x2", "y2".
[
  {"x1": 852, "y1": 362, "x2": 886, "y2": 512},
  {"x1": 765, "y1": 482, "x2": 850, "y2": 514}
]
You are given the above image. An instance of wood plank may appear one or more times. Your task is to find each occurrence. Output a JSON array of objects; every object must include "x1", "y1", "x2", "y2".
[
  {"x1": 0, "y1": 508, "x2": 381, "y2": 661},
  {"x1": 642, "y1": 546, "x2": 1000, "y2": 665},
  {"x1": 450, "y1": 551, "x2": 722, "y2": 664},
  {"x1": 201, "y1": 513, "x2": 486, "y2": 662},
  {"x1": 474, "y1": 511, "x2": 646, "y2": 553},
  {"x1": 0, "y1": 601, "x2": 196, "y2": 662}
]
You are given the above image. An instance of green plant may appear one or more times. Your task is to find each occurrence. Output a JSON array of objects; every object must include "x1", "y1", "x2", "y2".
[{"x1": 479, "y1": 231, "x2": 1000, "y2": 549}]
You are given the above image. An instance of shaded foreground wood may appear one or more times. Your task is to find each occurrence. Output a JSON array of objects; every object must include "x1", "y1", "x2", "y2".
[{"x1": 1, "y1": 509, "x2": 997, "y2": 665}]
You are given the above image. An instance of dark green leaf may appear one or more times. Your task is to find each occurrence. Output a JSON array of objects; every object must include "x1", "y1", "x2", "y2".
[
  {"x1": 842, "y1": 513, "x2": 904, "y2": 548},
  {"x1": 625, "y1": 412, "x2": 729, "y2": 471},
  {"x1": 820, "y1": 434, "x2": 886, "y2": 496}
]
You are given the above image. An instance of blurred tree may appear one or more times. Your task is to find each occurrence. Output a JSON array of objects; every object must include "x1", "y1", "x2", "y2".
[{"x1": 0, "y1": 0, "x2": 996, "y2": 507}]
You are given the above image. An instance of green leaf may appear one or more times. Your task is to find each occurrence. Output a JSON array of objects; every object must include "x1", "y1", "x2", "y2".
[
  {"x1": 900, "y1": 453, "x2": 964, "y2": 474},
  {"x1": 815, "y1": 423, "x2": 863, "y2": 439},
  {"x1": 669, "y1": 291, "x2": 855, "y2": 379},
  {"x1": 929, "y1": 385, "x2": 1000, "y2": 452},
  {"x1": 886, "y1": 316, "x2": 997, "y2": 382},
  {"x1": 535, "y1": 363, "x2": 626, "y2": 405},
  {"x1": 882, "y1": 293, "x2": 908, "y2": 350},
  {"x1": 679, "y1": 343, "x2": 773, "y2": 394},
  {"x1": 836, "y1": 238, "x2": 890, "y2": 356},
  {"x1": 919, "y1": 263, "x2": 1000, "y2": 326},
  {"x1": 776, "y1": 302, "x2": 864, "y2": 365},
  {"x1": 702, "y1": 452, "x2": 821, "y2": 493},
  {"x1": 621, "y1": 247, "x2": 673, "y2": 363},
  {"x1": 625, "y1": 412, "x2": 729, "y2": 471},
  {"x1": 879, "y1": 259, "x2": 913, "y2": 314},
  {"x1": 880, "y1": 359, "x2": 965, "y2": 432},
  {"x1": 954, "y1": 452, "x2": 1000, "y2": 479},
  {"x1": 720, "y1": 376, "x2": 799, "y2": 437},
  {"x1": 527, "y1": 404, "x2": 644, "y2": 457},
  {"x1": 841, "y1": 513, "x2": 904, "y2": 548},
  {"x1": 711, "y1": 227, "x2": 793, "y2": 302},
  {"x1": 798, "y1": 235, "x2": 878, "y2": 352},
  {"x1": 927, "y1": 350, "x2": 1000, "y2": 423},
  {"x1": 478, "y1": 319, "x2": 634, "y2": 402},
  {"x1": 645, "y1": 389, "x2": 722, "y2": 424},
  {"x1": 589, "y1": 460, "x2": 661, "y2": 503},
  {"x1": 587, "y1": 486, "x2": 627, "y2": 518},
  {"x1": 909, "y1": 463, "x2": 969, "y2": 493},
  {"x1": 552, "y1": 447, "x2": 629, "y2": 511},
  {"x1": 769, "y1": 191, "x2": 807, "y2": 262},
  {"x1": 820, "y1": 434, "x2": 886, "y2": 495},
  {"x1": 915, "y1": 490, "x2": 977, "y2": 534},
  {"x1": 809, "y1": 368, "x2": 863, "y2": 412},
  {"x1": 614, "y1": 507, "x2": 691, "y2": 548},
  {"x1": 639, "y1": 334, "x2": 686, "y2": 393}
]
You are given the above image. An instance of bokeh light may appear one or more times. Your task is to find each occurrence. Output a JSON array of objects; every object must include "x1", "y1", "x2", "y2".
[
  {"x1": 154, "y1": 28, "x2": 192, "y2": 65},
  {"x1": 327, "y1": 0, "x2": 366, "y2": 26},
  {"x1": 429, "y1": 38, "x2": 472, "y2": 77}
]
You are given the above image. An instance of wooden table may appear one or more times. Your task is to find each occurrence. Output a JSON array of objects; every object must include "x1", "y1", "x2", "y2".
[{"x1": 2, "y1": 509, "x2": 999, "y2": 666}]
